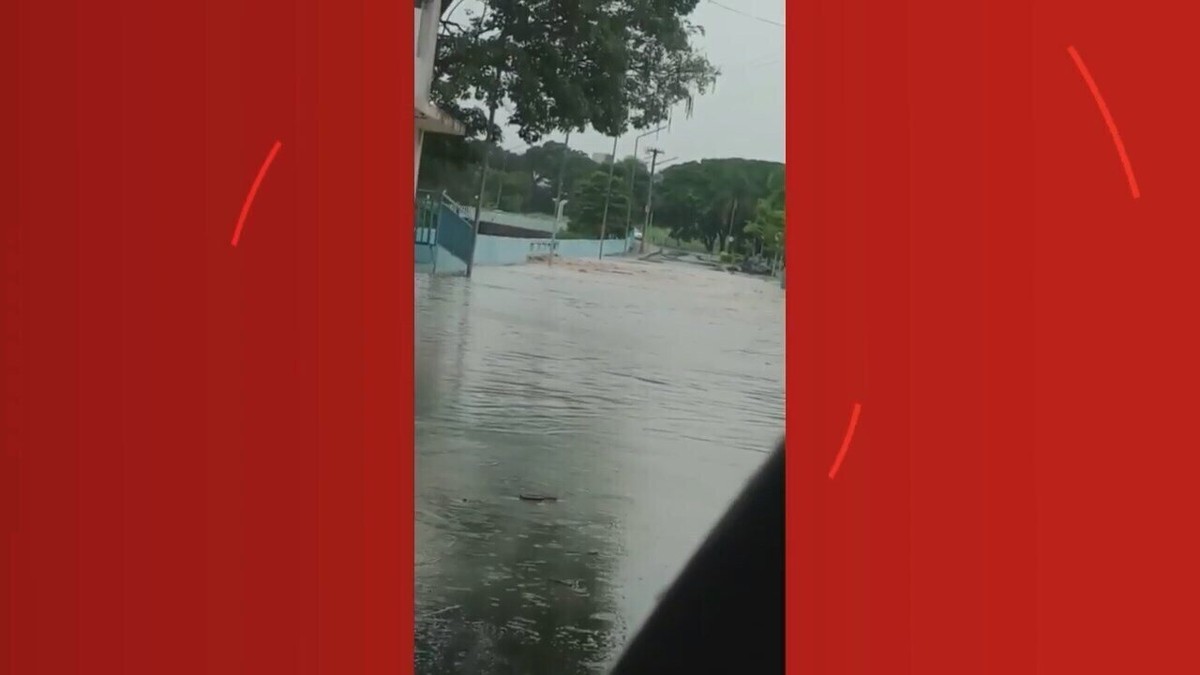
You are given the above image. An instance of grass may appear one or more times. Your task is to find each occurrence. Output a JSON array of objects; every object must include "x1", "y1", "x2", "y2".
[{"x1": 645, "y1": 226, "x2": 710, "y2": 253}]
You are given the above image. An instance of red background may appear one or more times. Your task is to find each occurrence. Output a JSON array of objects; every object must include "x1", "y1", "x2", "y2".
[
  {"x1": 4, "y1": 1, "x2": 412, "y2": 672},
  {"x1": 787, "y1": 0, "x2": 1200, "y2": 672},
  {"x1": 8, "y1": 0, "x2": 1200, "y2": 673}
]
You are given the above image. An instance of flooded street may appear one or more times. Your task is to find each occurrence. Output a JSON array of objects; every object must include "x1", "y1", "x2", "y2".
[{"x1": 415, "y1": 257, "x2": 784, "y2": 674}]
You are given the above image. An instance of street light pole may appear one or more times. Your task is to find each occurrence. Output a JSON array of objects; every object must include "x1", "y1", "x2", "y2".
[
  {"x1": 598, "y1": 134, "x2": 620, "y2": 259},
  {"x1": 623, "y1": 125, "x2": 667, "y2": 250}
]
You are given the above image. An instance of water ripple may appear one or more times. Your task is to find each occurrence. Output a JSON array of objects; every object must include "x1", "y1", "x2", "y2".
[{"x1": 416, "y1": 259, "x2": 783, "y2": 673}]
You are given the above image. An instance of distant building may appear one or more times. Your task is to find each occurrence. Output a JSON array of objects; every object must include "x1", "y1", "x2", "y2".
[{"x1": 590, "y1": 152, "x2": 614, "y2": 165}]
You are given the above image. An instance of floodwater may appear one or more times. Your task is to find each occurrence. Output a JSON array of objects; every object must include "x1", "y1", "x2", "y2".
[{"x1": 415, "y1": 256, "x2": 784, "y2": 674}]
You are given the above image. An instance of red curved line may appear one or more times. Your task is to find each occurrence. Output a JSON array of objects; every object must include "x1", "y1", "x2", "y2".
[
  {"x1": 1067, "y1": 46, "x2": 1140, "y2": 199},
  {"x1": 827, "y1": 402, "x2": 862, "y2": 480},
  {"x1": 231, "y1": 140, "x2": 283, "y2": 247}
]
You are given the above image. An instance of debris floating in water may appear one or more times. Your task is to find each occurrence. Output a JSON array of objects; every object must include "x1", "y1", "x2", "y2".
[{"x1": 518, "y1": 494, "x2": 558, "y2": 502}]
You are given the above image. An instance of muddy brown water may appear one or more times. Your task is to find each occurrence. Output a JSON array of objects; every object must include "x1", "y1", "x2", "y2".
[{"x1": 415, "y1": 257, "x2": 784, "y2": 674}]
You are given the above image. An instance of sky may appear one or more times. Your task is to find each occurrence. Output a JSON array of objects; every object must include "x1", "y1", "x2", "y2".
[{"x1": 450, "y1": 0, "x2": 786, "y2": 165}]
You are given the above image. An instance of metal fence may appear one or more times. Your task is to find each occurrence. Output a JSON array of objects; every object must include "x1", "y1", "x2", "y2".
[
  {"x1": 434, "y1": 203, "x2": 473, "y2": 265},
  {"x1": 414, "y1": 190, "x2": 475, "y2": 269},
  {"x1": 414, "y1": 191, "x2": 439, "y2": 246}
]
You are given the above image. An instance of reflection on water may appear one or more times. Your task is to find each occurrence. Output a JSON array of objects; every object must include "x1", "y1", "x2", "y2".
[{"x1": 416, "y1": 258, "x2": 783, "y2": 674}]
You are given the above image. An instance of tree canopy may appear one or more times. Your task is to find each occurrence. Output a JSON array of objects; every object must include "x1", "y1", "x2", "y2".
[
  {"x1": 431, "y1": 0, "x2": 719, "y2": 145},
  {"x1": 743, "y1": 173, "x2": 785, "y2": 256},
  {"x1": 417, "y1": 144, "x2": 783, "y2": 255},
  {"x1": 565, "y1": 170, "x2": 632, "y2": 238},
  {"x1": 652, "y1": 158, "x2": 784, "y2": 253},
  {"x1": 418, "y1": 139, "x2": 637, "y2": 217}
]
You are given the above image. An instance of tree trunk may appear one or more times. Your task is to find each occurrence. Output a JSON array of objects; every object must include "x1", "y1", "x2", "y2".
[
  {"x1": 466, "y1": 102, "x2": 498, "y2": 278},
  {"x1": 724, "y1": 197, "x2": 739, "y2": 253}
]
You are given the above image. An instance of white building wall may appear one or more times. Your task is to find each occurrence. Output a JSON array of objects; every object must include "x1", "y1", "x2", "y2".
[
  {"x1": 415, "y1": 128, "x2": 424, "y2": 195},
  {"x1": 413, "y1": 1, "x2": 463, "y2": 195},
  {"x1": 414, "y1": 4, "x2": 439, "y2": 106},
  {"x1": 414, "y1": 3, "x2": 437, "y2": 195}
]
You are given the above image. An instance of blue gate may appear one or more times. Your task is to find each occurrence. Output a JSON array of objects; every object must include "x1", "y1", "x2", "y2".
[{"x1": 415, "y1": 191, "x2": 476, "y2": 274}]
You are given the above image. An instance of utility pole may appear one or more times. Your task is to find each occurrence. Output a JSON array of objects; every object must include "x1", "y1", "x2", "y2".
[
  {"x1": 640, "y1": 147, "x2": 664, "y2": 255},
  {"x1": 645, "y1": 156, "x2": 677, "y2": 249},
  {"x1": 598, "y1": 134, "x2": 620, "y2": 259}
]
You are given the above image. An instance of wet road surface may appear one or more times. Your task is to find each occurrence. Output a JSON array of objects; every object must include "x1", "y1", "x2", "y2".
[{"x1": 415, "y1": 257, "x2": 784, "y2": 674}]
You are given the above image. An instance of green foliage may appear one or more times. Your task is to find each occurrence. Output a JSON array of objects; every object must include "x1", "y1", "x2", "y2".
[
  {"x1": 646, "y1": 225, "x2": 707, "y2": 252},
  {"x1": 431, "y1": 0, "x2": 719, "y2": 146},
  {"x1": 521, "y1": 141, "x2": 598, "y2": 212},
  {"x1": 651, "y1": 159, "x2": 784, "y2": 254},
  {"x1": 415, "y1": 140, "x2": 786, "y2": 258},
  {"x1": 566, "y1": 170, "x2": 631, "y2": 237},
  {"x1": 418, "y1": 141, "x2": 652, "y2": 222},
  {"x1": 743, "y1": 172, "x2": 785, "y2": 256},
  {"x1": 421, "y1": 0, "x2": 734, "y2": 243}
]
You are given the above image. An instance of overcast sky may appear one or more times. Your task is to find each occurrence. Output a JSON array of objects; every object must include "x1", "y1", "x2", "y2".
[{"x1": 454, "y1": 0, "x2": 785, "y2": 164}]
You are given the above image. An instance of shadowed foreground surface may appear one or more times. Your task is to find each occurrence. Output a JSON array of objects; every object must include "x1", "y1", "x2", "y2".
[{"x1": 415, "y1": 258, "x2": 784, "y2": 673}]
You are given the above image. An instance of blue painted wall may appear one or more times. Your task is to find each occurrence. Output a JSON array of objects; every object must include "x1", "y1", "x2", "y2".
[
  {"x1": 434, "y1": 247, "x2": 468, "y2": 275},
  {"x1": 555, "y1": 237, "x2": 631, "y2": 259},
  {"x1": 414, "y1": 230, "x2": 632, "y2": 274},
  {"x1": 415, "y1": 242, "x2": 435, "y2": 265}
]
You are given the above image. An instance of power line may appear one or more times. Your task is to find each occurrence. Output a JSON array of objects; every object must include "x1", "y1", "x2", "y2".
[{"x1": 706, "y1": 0, "x2": 785, "y2": 29}]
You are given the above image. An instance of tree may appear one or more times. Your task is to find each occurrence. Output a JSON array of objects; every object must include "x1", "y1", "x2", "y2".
[
  {"x1": 651, "y1": 159, "x2": 784, "y2": 253},
  {"x1": 415, "y1": 143, "x2": 787, "y2": 257},
  {"x1": 519, "y1": 141, "x2": 599, "y2": 214},
  {"x1": 566, "y1": 171, "x2": 631, "y2": 237},
  {"x1": 431, "y1": 0, "x2": 719, "y2": 146},
  {"x1": 744, "y1": 176, "x2": 785, "y2": 257},
  {"x1": 653, "y1": 162, "x2": 716, "y2": 248},
  {"x1": 417, "y1": 139, "x2": 604, "y2": 213},
  {"x1": 612, "y1": 155, "x2": 652, "y2": 236}
]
